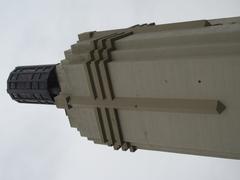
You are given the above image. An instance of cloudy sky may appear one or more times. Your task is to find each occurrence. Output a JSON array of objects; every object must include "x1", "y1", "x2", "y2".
[{"x1": 0, "y1": 0, "x2": 240, "y2": 180}]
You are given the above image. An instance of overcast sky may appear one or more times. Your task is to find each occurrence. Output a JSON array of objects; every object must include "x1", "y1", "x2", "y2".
[{"x1": 1, "y1": 0, "x2": 240, "y2": 180}]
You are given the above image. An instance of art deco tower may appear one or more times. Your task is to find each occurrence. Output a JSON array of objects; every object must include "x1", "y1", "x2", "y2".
[{"x1": 7, "y1": 17, "x2": 240, "y2": 159}]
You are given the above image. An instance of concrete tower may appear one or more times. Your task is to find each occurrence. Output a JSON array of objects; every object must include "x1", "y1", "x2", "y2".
[{"x1": 7, "y1": 16, "x2": 240, "y2": 159}]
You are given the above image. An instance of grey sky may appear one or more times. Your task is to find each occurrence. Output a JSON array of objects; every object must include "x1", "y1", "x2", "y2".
[{"x1": 1, "y1": 0, "x2": 240, "y2": 180}]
